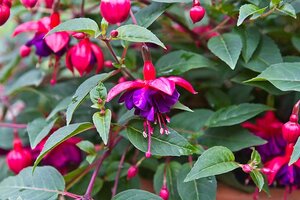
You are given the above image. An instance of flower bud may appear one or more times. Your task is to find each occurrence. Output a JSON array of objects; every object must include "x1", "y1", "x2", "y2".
[
  {"x1": 127, "y1": 165, "x2": 138, "y2": 180},
  {"x1": 241, "y1": 164, "x2": 252, "y2": 173},
  {"x1": 118, "y1": 77, "x2": 127, "y2": 83},
  {"x1": 159, "y1": 186, "x2": 169, "y2": 200},
  {"x1": 110, "y1": 30, "x2": 119, "y2": 38},
  {"x1": 6, "y1": 138, "x2": 32, "y2": 174},
  {"x1": 72, "y1": 32, "x2": 86, "y2": 39},
  {"x1": 20, "y1": 0, "x2": 38, "y2": 8},
  {"x1": 282, "y1": 117, "x2": 300, "y2": 144},
  {"x1": 143, "y1": 61, "x2": 156, "y2": 80},
  {"x1": 20, "y1": 45, "x2": 31, "y2": 57},
  {"x1": 104, "y1": 60, "x2": 113, "y2": 68},
  {"x1": 0, "y1": 4, "x2": 10, "y2": 26},
  {"x1": 189, "y1": 5, "x2": 206, "y2": 24},
  {"x1": 100, "y1": 0, "x2": 131, "y2": 24}
]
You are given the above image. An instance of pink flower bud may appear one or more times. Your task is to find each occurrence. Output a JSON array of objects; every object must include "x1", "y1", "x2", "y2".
[
  {"x1": 189, "y1": 5, "x2": 205, "y2": 24},
  {"x1": 20, "y1": 0, "x2": 38, "y2": 8},
  {"x1": 72, "y1": 32, "x2": 86, "y2": 39},
  {"x1": 100, "y1": 0, "x2": 131, "y2": 24},
  {"x1": 118, "y1": 77, "x2": 127, "y2": 83},
  {"x1": 20, "y1": 45, "x2": 31, "y2": 57},
  {"x1": 110, "y1": 30, "x2": 119, "y2": 38},
  {"x1": 282, "y1": 118, "x2": 300, "y2": 144},
  {"x1": 104, "y1": 60, "x2": 113, "y2": 68},
  {"x1": 145, "y1": 151, "x2": 151, "y2": 158},
  {"x1": 159, "y1": 186, "x2": 169, "y2": 200},
  {"x1": 143, "y1": 61, "x2": 156, "y2": 80},
  {"x1": 127, "y1": 165, "x2": 138, "y2": 180},
  {"x1": 6, "y1": 138, "x2": 32, "y2": 174},
  {"x1": 0, "y1": 4, "x2": 10, "y2": 26},
  {"x1": 241, "y1": 164, "x2": 252, "y2": 173}
]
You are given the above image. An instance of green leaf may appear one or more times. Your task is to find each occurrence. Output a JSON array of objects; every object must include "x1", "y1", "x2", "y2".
[
  {"x1": 172, "y1": 102, "x2": 193, "y2": 112},
  {"x1": 177, "y1": 164, "x2": 217, "y2": 200},
  {"x1": 47, "y1": 18, "x2": 101, "y2": 37},
  {"x1": 130, "y1": 2, "x2": 171, "y2": 28},
  {"x1": 185, "y1": 146, "x2": 239, "y2": 181},
  {"x1": 277, "y1": 3, "x2": 297, "y2": 19},
  {"x1": 93, "y1": 109, "x2": 112, "y2": 145},
  {"x1": 207, "y1": 33, "x2": 242, "y2": 70},
  {"x1": 237, "y1": 4, "x2": 267, "y2": 26},
  {"x1": 5, "y1": 70, "x2": 45, "y2": 95},
  {"x1": 90, "y1": 83, "x2": 107, "y2": 105},
  {"x1": 154, "y1": 162, "x2": 182, "y2": 200},
  {"x1": 76, "y1": 140, "x2": 96, "y2": 155},
  {"x1": 156, "y1": 50, "x2": 215, "y2": 75},
  {"x1": 200, "y1": 126, "x2": 266, "y2": 151},
  {"x1": 66, "y1": 71, "x2": 115, "y2": 125},
  {"x1": 250, "y1": 170, "x2": 264, "y2": 191},
  {"x1": 0, "y1": 166, "x2": 65, "y2": 200},
  {"x1": 34, "y1": 122, "x2": 94, "y2": 170},
  {"x1": 205, "y1": 103, "x2": 271, "y2": 127},
  {"x1": 289, "y1": 137, "x2": 300, "y2": 165},
  {"x1": 250, "y1": 148, "x2": 261, "y2": 165},
  {"x1": 291, "y1": 36, "x2": 300, "y2": 52},
  {"x1": 27, "y1": 117, "x2": 58, "y2": 149},
  {"x1": 47, "y1": 97, "x2": 71, "y2": 120},
  {"x1": 247, "y1": 62, "x2": 300, "y2": 92},
  {"x1": 0, "y1": 56, "x2": 20, "y2": 84},
  {"x1": 112, "y1": 189, "x2": 161, "y2": 200},
  {"x1": 240, "y1": 27, "x2": 261, "y2": 63},
  {"x1": 116, "y1": 25, "x2": 166, "y2": 49},
  {"x1": 126, "y1": 120, "x2": 200, "y2": 156},
  {"x1": 170, "y1": 109, "x2": 214, "y2": 134},
  {"x1": 243, "y1": 36, "x2": 282, "y2": 72}
]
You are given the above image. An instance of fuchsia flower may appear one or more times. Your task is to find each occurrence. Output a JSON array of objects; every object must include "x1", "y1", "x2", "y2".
[
  {"x1": 100, "y1": 0, "x2": 131, "y2": 24},
  {"x1": 66, "y1": 38, "x2": 104, "y2": 76},
  {"x1": 13, "y1": 12, "x2": 69, "y2": 84},
  {"x1": 32, "y1": 137, "x2": 82, "y2": 174},
  {"x1": 13, "y1": 12, "x2": 69, "y2": 58},
  {"x1": 242, "y1": 111, "x2": 286, "y2": 162},
  {"x1": 107, "y1": 48, "x2": 197, "y2": 157}
]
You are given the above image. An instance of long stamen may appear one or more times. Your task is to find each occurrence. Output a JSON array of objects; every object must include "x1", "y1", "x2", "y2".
[
  {"x1": 157, "y1": 113, "x2": 164, "y2": 134},
  {"x1": 145, "y1": 120, "x2": 152, "y2": 158},
  {"x1": 142, "y1": 121, "x2": 147, "y2": 138},
  {"x1": 161, "y1": 115, "x2": 170, "y2": 135}
]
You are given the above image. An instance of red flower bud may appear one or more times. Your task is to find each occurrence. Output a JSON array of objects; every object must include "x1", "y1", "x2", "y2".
[
  {"x1": 72, "y1": 32, "x2": 86, "y2": 39},
  {"x1": 0, "y1": 4, "x2": 10, "y2": 26},
  {"x1": 104, "y1": 60, "x2": 113, "y2": 68},
  {"x1": 143, "y1": 61, "x2": 156, "y2": 80},
  {"x1": 127, "y1": 165, "x2": 138, "y2": 180},
  {"x1": 20, "y1": 45, "x2": 31, "y2": 57},
  {"x1": 20, "y1": 0, "x2": 38, "y2": 8},
  {"x1": 282, "y1": 115, "x2": 300, "y2": 144},
  {"x1": 189, "y1": 5, "x2": 205, "y2": 24},
  {"x1": 159, "y1": 186, "x2": 169, "y2": 200},
  {"x1": 110, "y1": 30, "x2": 119, "y2": 38},
  {"x1": 118, "y1": 77, "x2": 127, "y2": 83},
  {"x1": 241, "y1": 164, "x2": 252, "y2": 173},
  {"x1": 6, "y1": 138, "x2": 32, "y2": 174},
  {"x1": 100, "y1": 0, "x2": 131, "y2": 24}
]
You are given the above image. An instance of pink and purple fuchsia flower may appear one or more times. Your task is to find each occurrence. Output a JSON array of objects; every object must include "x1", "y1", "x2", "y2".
[{"x1": 107, "y1": 48, "x2": 197, "y2": 158}]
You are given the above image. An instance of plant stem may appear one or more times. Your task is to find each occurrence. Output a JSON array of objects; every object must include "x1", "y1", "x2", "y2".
[
  {"x1": 103, "y1": 40, "x2": 120, "y2": 65},
  {"x1": 111, "y1": 146, "x2": 129, "y2": 197},
  {"x1": 80, "y1": 0, "x2": 85, "y2": 17}
]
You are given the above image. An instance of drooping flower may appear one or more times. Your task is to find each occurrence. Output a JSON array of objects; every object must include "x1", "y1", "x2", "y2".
[
  {"x1": 242, "y1": 111, "x2": 286, "y2": 162},
  {"x1": 100, "y1": 0, "x2": 131, "y2": 24},
  {"x1": 264, "y1": 144, "x2": 300, "y2": 186},
  {"x1": 12, "y1": 12, "x2": 70, "y2": 84},
  {"x1": 107, "y1": 48, "x2": 197, "y2": 157},
  {"x1": 65, "y1": 38, "x2": 104, "y2": 76},
  {"x1": 0, "y1": 2, "x2": 10, "y2": 26},
  {"x1": 189, "y1": 0, "x2": 205, "y2": 24},
  {"x1": 32, "y1": 137, "x2": 82, "y2": 174}
]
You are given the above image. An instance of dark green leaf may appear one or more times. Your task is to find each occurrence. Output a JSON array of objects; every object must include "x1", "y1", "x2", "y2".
[
  {"x1": 185, "y1": 146, "x2": 239, "y2": 181},
  {"x1": 277, "y1": 3, "x2": 297, "y2": 18},
  {"x1": 66, "y1": 71, "x2": 115, "y2": 125},
  {"x1": 177, "y1": 164, "x2": 217, "y2": 200},
  {"x1": 156, "y1": 50, "x2": 215, "y2": 75},
  {"x1": 34, "y1": 122, "x2": 94, "y2": 170},
  {"x1": 5, "y1": 70, "x2": 45, "y2": 95},
  {"x1": 112, "y1": 189, "x2": 161, "y2": 200},
  {"x1": 27, "y1": 117, "x2": 58, "y2": 149},
  {"x1": 47, "y1": 18, "x2": 101, "y2": 37},
  {"x1": 292, "y1": 36, "x2": 300, "y2": 52},
  {"x1": 171, "y1": 102, "x2": 193, "y2": 112},
  {"x1": 76, "y1": 140, "x2": 96, "y2": 155},
  {"x1": 247, "y1": 62, "x2": 300, "y2": 92},
  {"x1": 200, "y1": 126, "x2": 266, "y2": 151},
  {"x1": 126, "y1": 120, "x2": 200, "y2": 156},
  {"x1": 0, "y1": 166, "x2": 65, "y2": 200},
  {"x1": 205, "y1": 103, "x2": 271, "y2": 127},
  {"x1": 116, "y1": 25, "x2": 166, "y2": 49},
  {"x1": 250, "y1": 148, "x2": 261, "y2": 165},
  {"x1": 93, "y1": 109, "x2": 112, "y2": 145},
  {"x1": 240, "y1": 27, "x2": 261, "y2": 63},
  {"x1": 47, "y1": 97, "x2": 71, "y2": 120},
  {"x1": 237, "y1": 4, "x2": 266, "y2": 26},
  {"x1": 207, "y1": 33, "x2": 242, "y2": 70},
  {"x1": 250, "y1": 170, "x2": 264, "y2": 191},
  {"x1": 154, "y1": 162, "x2": 181, "y2": 200}
]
